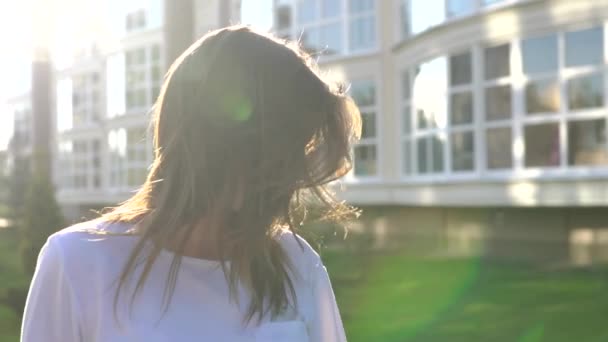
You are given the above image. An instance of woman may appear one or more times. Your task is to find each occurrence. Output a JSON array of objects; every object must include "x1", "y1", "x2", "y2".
[{"x1": 21, "y1": 26, "x2": 360, "y2": 341}]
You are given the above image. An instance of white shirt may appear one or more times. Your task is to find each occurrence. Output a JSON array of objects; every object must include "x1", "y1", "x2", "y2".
[{"x1": 21, "y1": 221, "x2": 347, "y2": 342}]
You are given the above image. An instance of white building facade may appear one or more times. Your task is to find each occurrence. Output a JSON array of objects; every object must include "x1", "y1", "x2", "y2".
[
  {"x1": 55, "y1": 0, "x2": 241, "y2": 219},
  {"x1": 274, "y1": 0, "x2": 608, "y2": 207}
]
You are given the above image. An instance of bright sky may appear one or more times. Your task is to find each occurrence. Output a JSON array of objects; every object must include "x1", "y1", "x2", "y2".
[{"x1": 0, "y1": 0, "x2": 272, "y2": 151}]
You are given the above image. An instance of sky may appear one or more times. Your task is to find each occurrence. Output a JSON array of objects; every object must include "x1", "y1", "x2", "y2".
[{"x1": 0, "y1": 0, "x2": 273, "y2": 151}]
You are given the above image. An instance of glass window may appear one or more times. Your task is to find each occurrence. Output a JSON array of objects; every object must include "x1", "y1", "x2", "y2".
[
  {"x1": 417, "y1": 109, "x2": 431, "y2": 130},
  {"x1": 350, "y1": 80, "x2": 375, "y2": 106},
  {"x1": 349, "y1": 16, "x2": 375, "y2": 51},
  {"x1": 361, "y1": 112, "x2": 376, "y2": 138},
  {"x1": 484, "y1": 44, "x2": 510, "y2": 80},
  {"x1": 413, "y1": 57, "x2": 447, "y2": 129},
  {"x1": 432, "y1": 135, "x2": 444, "y2": 172},
  {"x1": 565, "y1": 27, "x2": 603, "y2": 67},
  {"x1": 151, "y1": 66, "x2": 161, "y2": 83},
  {"x1": 402, "y1": 70, "x2": 411, "y2": 100},
  {"x1": 354, "y1": 145, "x2": 377, "y2": 176},
  {"x1": 451, "y1": 131, "x2": 474, "y2": 171},
  {"x1": 275, "y1": 4, "x2": 292, "y2": 30},
  {"x1": 400, "y1": 0, "x2": 410, "y2": 37},
  {"x1": 485, "y1": 85, "x2": 511, "y2": 121},
  {"x1": 524, "y1": 123, "x2": 560, "y2": 167},
  {"x1": 136, "y1": 48, "x2": 145, "y2": 64},
  {"x1": 403, "y1": 106, "x2": 411, "y2": 134},
  {"x1": 349, "y1": 0, "x2": 374, "y2": 14},
  {"x1": 522, "y1": 34, "x2": 558, "y2": 74},
  {"x1": 403, "y1": 140, "x2": 412, "y2": 174},
  {"x1": 447, "y1": 0, "x2": 476, "y2": 18},
  {"x1": 568, "y1": 119, "x2": 608, "y2": 166},
  {"x1": 486, "y1": 127, "x2": 512, "y2": 169},
  {"x1": 300, "y1": 27, "x2": 320, "y2": 52},
  {"x1": 151, "y1": 45, "x2": 160, "y2": 62},
  {"x1": 297, "y1": 0, "x2": 316, "y2": 24},
  {"x1": 525, "y1": 79, "x2": 560, "y2": 114},
  {"x1": 450, "y1": 51, "x2": 472, "y2": 86},
  {"x1": 568, "y1": 73, "x2": 603, "y2": 110},
  {"x1": 450, "y1": 91, "x2": 473, "y2": 125},
  {"x1": 322, "y1": 0, "x2": 341, "y2": 18},
  {"x1": 319, "y1": 23, "x2": 343, "y2": 54},
  {"x1": 411, "y1": 0, "x2": 446, "y2": 35},
  {"x1": 417, "y1": 138, "x2": 428, "y2": 173}
]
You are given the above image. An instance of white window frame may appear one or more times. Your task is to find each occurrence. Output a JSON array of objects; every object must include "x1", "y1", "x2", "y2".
[
  {"x1": 125, "y1": 43, "x2": 162, "y2": 114},
  {"x1": 398, "y1": 22, "x2": 608, "y2": 183},
  {"x1": 347, "y1": 76, "x2": 381, "y2": 182},
  {"x1": 280, "y1": 0, "x2": 379, "y2": 58}
]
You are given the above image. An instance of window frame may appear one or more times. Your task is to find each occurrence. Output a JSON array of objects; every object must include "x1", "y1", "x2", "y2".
[
  {"x1": 398, "y1": 23, "x2": 608, "y2": 183},
  {"x1": 281, "y1": 0, "x2": 379, "y2": 58}
]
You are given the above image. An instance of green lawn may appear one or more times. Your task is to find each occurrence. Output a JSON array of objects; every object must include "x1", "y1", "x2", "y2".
[{"x1": 323, "y1": 249, "x2": 608, "y2": 342}]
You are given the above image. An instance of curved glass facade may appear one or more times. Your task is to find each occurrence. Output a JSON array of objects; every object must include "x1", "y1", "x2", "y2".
[{"x1": 401, "y1": 24, "x2": 608, "y2": 178}]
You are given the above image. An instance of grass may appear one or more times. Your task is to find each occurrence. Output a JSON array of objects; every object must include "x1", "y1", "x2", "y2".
[{"x1": 323, "y1": 248, "x2": 608, "y2": 342}]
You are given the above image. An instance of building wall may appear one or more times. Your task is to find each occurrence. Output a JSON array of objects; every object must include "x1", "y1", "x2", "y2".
[
  {"x1": 55, "y1": 1, "x2": 241, "y2": 221},
  {"x1": 355, "y1": 205, "x2": 608, "y2": 265},
  {"x1": 275, "y1": 0, "x2": 608, "y2": 207}
]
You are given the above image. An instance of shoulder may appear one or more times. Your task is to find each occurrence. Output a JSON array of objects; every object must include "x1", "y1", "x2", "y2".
[
  {"x1": 45, "y1": 220, "x2": 136, "y2": 269},
  {"x1": 274, "y1": 229, "x2": 323, "y2": 280}
]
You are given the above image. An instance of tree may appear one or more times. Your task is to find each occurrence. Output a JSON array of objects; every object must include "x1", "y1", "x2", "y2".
[{"x1": 19, "y1": 168, "x2": 64, "y2": 274}]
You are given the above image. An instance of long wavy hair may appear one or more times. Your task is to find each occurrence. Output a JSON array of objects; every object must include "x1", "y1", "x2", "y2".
[{"x1": 101, "y1": 26, "x2": 361, "y2": 323}]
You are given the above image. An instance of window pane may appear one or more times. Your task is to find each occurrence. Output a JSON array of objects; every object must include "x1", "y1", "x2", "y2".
[
  {"x1": 450, "y1": 51, "x2": 472, "y2": 86},
  {"x1": 349, "y1": 0, "x2": 374, "y2": 14},
  {"x1": 400, "y1": 0, "x2": 410, "y2": 37},
  {"x1": 354, "y1": 145, "x2": 377, "y2": 176},
  {"x1": 451, "y1": 131, "x2": 474, "y2": 171},
  {"x1": 417, "y1": 109, "x2": 431, "y2": 130},
  {"x1": 276, "y1": 4, "x2": 292, "y2": 30},
  {"x1": 322, "y1": 0, "x2": 341, "y2": 18},
  {"x1": 524, "y1": 123, "x2": 560, "y2": 167},
  {"x1": 485, "y1": 85, "x2": 511, "y2": 121},
  {"x1": 565, "y1": 27, "x2": 603, "y2": 67},
  {"x1": 402, "y1": 70, "x2": 411, "y2": 101},
  {"x1": 319, "y1": 23, "x2": 343, "y2": 55},
  {"x1": 432, "y1": 135, "x2": 444, "y2": 172},
  {"x1": 350, "y1": 80, "x2": 375, "y2": 106},
  {"x1": 361, "y1": 112, "x2": 376, "y2": 138},
  {"x1": 522, "y1": 34, "x2": 558, "y2": 74},
  {"x1": 484, "y1": 43, "x2": 510, "y2": 80},
  {"x1": 136, "y1": 48, "x2": 145, "y2": 64},
  {"x1": 568, "y1": 73, "x2": 603, "y2": 110},
  {"x1": 486, "y1": 127, "x2": 512, "y2": 169},
  {"x1": 403, "y1": 105, "x2": 411, "y2": 134},
  {"x1": 151, "y1": 45, "x2": 160, "y2": 62},
  {"x1": 417, "y1": 138, "x2": 428, "y2": 173},
  {"x1": 525, "y1": 79, "x2": 559, "y2": 114},
  {"x1": 450, "y1": 91, "x2": 473, "y2": 125},
  {"x1": 413, "y1": 57, "x2": 447, "y2": 129},
  {"x1": 349, "y1": 16, "x2": 375, "y2": 51},
  {"x1": 300, "y1": 27, "x2": 320, "y2": 52},
  {"x1": 403, "y1": 140, "x2": 412, "y2": 174},
  {"x1": 297, "y1": 0, "x2": 316, "y2": 24},
  {"x1": 447, "y1": 0, "x2": 476, "y2": 17},
  {"x1": 411, "y1": 0, "x2": 446, "y2": 34},
  {"x1": 568, "y1": 119, "x2": 608, "y2": 166}
]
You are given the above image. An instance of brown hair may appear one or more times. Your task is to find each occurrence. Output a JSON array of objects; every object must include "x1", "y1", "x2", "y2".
[{"x1": 101, "y1": 26, "x2": 360, "y2": 323}]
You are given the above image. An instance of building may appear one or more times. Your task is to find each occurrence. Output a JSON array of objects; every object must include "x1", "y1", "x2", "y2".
[
  {"x1": 273, "y1": 0, "x2": 608, "y2": 263},
  {"x1": 54, "y1": 0, "x2": 241, "y2": 220}
]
